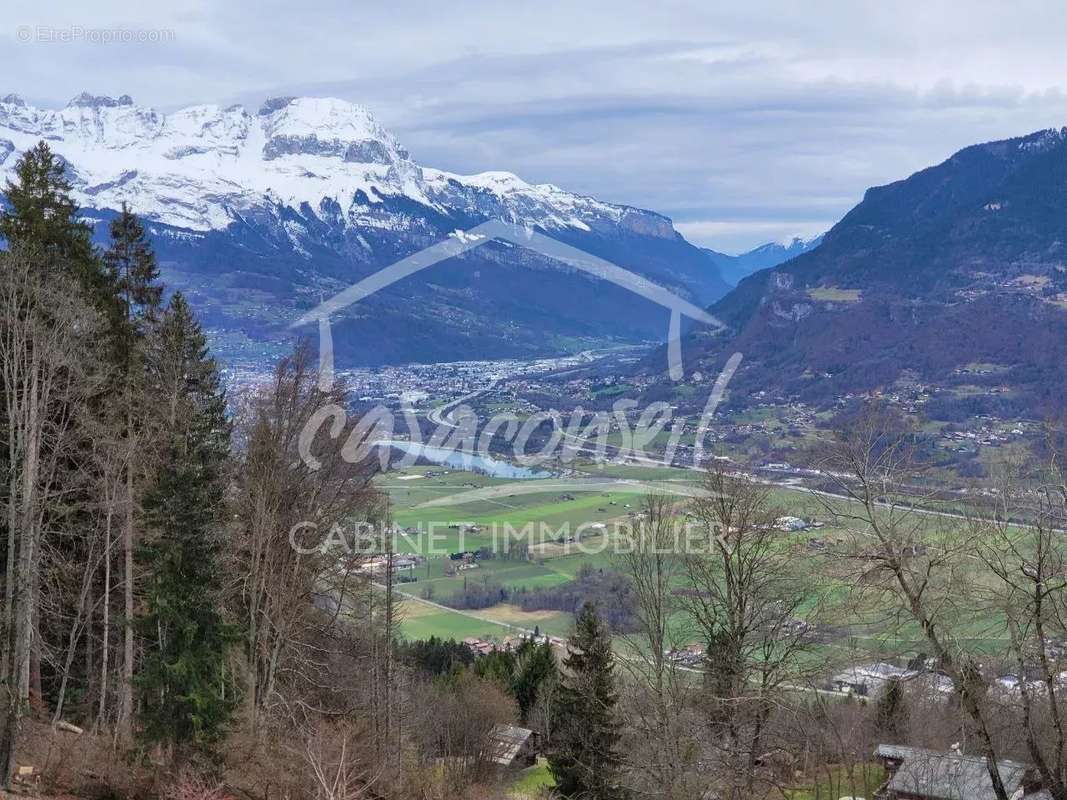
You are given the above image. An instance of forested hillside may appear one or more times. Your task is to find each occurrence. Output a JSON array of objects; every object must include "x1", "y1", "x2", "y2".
[{"x1": 654, "y1": 126, "x2": 1067, "y2": 417}]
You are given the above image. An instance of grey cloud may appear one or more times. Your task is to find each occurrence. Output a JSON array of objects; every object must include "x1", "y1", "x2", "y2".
[{"x1": 5, "y1": 1, "x2": 1067, "y2": 251}]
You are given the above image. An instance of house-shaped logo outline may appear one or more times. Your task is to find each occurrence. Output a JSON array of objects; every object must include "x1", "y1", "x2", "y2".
[{"x1": 293, "y1": 218, "x2": 726, "y2": 382}]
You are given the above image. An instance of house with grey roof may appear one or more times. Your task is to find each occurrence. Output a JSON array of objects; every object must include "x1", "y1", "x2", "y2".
[
  {"x1": 487, "y1": 724, "x2": 540, "y2": 769},
  {"x1": 874, "y1": 744, "x2": 1047, "y2": 800},
  {"x1": 829, "y1": 663, "x2": 917, "y2": 697}
]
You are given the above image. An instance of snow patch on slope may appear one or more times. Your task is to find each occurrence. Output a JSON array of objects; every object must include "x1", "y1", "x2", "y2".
[{"x1": 0, "y1": 93, "x2": 660, "y2": 240}]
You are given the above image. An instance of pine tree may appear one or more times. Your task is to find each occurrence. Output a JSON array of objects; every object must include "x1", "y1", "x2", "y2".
[
  {"x1": 101, "y1": 204, "x2": 163, "y2": 735},
  {"x1": 135, "y1": 292, "x2": 236, "y2": 757},
  {"x1": 474, "y1": 648, "x2": 516, "y2": 687},
  {"x1": 104, "y1": 203, "x2": 163, "y2": 353},
  {"x1": 0, "y1": 141, "x2": 105, "y2": 299},
  {"x1": 876, "y1": 677, "x2": 909, "y2": 742},
  {"x1": 548, "y1": 603, "x2": 627, "y2": 800},
  {"x1": 511, "y1": 639, "x2": 557, "y2": 725}
]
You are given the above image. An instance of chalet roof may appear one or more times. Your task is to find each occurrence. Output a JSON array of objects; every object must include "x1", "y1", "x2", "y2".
[
  {"x1": 488, "y1": 724, "x2": 535, "y2": 766},
  {"x1": 832, "y1": 662, "x2": 916, "y2": 686},
  {"x1": 877, "y1": 744, "x2": 1030, "y2": 800}
]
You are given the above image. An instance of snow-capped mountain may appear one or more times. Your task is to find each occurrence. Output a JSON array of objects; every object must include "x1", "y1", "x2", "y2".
[
  {"x1": 0, "y1": 92, "x2": 729, "y2": 366},
  {"x1": 0, "y1": 93, "x2": 644, "y2": 235},
  {"x1": 705, "y1": 235, "x2": 825, "y2": 287}
]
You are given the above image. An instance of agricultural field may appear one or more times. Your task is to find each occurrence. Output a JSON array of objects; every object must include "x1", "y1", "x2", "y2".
[
  {"x1": 805, "y1": 287, "x2": 863, "y2": 302},
  {"x1": 382, "y1": 461, "x2": 687, "y2": 642},
  {"x1": 399, "y1": 597, "x2": 507, "y2": 641},
  {"x1": 378, "y1": 458, "x2": 1023, "y2": 670}
]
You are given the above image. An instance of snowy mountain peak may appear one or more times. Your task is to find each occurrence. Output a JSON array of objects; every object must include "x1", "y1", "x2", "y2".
[
  {"x1": 709, "y1": 232, "x2": 825, "y2": 286},
  {"x1": 67, "y1": 92, "x2": 135, "y2": 108},
  {"x1": 0, "y1": 91, "x2": 734, "y2": 366},
  {"x1": 258, "y1": 96, "x2": 408, "y2": 164},
  {"x1": 0, "y1": 93, "x2": 683, "y2": 243},
  {"x1": 0, "y1": 93, "x2": 164, "y2": 148}
]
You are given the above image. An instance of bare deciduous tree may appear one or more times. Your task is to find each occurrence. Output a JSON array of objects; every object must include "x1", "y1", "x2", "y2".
[
  {"x1": 974, "y1": 448, "x2": 1067, "y2": 800},
  {"x1": 299, "y1": 719, "x2": 383, "y2": 800},
  {"x1": 815, "y1": 404, "x2": 1013, "y2": 800},
  {"x1": 616, "y1": 493, "x2": 702, "y2": 799},
  {"x1": 229, "y1": 343, "x2": 384, "y2": 733},
  {"x1": 0, "y1": 246, "x2": 103, "y2": 784},
  {"x1": 680, "y1": 461, "x2": 815, "y2": 799},
  {"x1": 413, "y1": 670, "x2": 516, "y2": 787}
]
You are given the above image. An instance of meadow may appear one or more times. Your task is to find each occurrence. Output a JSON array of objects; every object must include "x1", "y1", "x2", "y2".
[{"x1": 380, "y1": 459, "x2": 1018, "y2": 668}]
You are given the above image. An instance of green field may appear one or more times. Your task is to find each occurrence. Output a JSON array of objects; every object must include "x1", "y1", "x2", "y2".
[
  {"x1": 384, "y1": 463, "x2": 660, "y2": 642},
  {"x1": 380, "y1": 458, "x2": 1019, "y2": 669},
  {"x1": 383, "y1": 460, "x2": 794, "y2": 646},
  {"x1": 398, "y1": 594, "x2": 574, "y2": 641},
  {"x1": 399, "y1": 600, "x2": 508, "y2": 640},
  {"x1": 508, "y1": 759, "x2": 555, "y2": 798},
  {"x1": 784, "y1": 764, "x2": 885, "y2": 799},
  {"x1": 385, "y1": 470, "x2": 677, "y2": 533}
]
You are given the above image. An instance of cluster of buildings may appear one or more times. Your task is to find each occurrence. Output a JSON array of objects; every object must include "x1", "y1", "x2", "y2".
[
  {"x1": 356, "y1": 554, "x2": 423, "y2": 577},
  {"x1": 445, "y1": 549, "x2": 487, "y2": 574},
  {"x1": 666, "y1": 643, "x2": 706, "y2": 668},
  {"x1": 460, "y1": 633, "x2": 565, "y2": 657},
  {"x1": 344, "y1": 359, "x2": 518, "y2": 407},
  {"x1": 460, "y1": 637, "x2": 498, "y2": 657},
  {"x1": 343, "y1": 349, "x2": 644, "y2": 414},
  {"x1": 827, "y1": 662, "x2": 954, "y2": 698},
  {"x1": 827, "y1": 658, "x2": 1067, "y2": 704},
  {"x1": 518, "y1": 366, "x2": 657, "y2": 407},
  {"x1": 940, "y1": 420, "x2": 1028, "y2": 450}
]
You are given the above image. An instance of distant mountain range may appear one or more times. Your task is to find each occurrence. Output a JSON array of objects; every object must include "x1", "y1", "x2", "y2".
[
  {"x1": 655, "y1": 126, "x2": 1067, "y2": 417},
  {"x1": 704, "y1": 235, "x2": 824, "y2": 287},
  {"x1": 0, "y1": 92, "x2": 736, "y2": 366}
]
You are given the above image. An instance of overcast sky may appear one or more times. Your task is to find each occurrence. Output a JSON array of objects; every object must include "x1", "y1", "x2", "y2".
[{"x1": 7, "y1": 0, "x2": 1067, "y2": 252}]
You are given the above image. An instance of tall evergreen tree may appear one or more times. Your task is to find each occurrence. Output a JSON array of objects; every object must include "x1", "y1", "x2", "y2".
[
  {"x1": 0, "y1": 141, "x2": 106, "y2": 300},
  {"x1": 548, "y1": 603, "x2": 627, "y2": 800},
  {"x1": 104, "y1": 203, "x2": 163, "y2": 352},
  {"x1": 511, "y1": 639, "x2": 557, "y2": 725},
  {"x1": 135, "y1": 292, "x2": 236, "y2": 757},
  {"x1": 876, "y1": 677, "x2": 909, "y2": 742},
  {"x1": 101, "y1": 204, "x2": 163, "y2": 735},
  {"x1": 472, "y1": 638, "x2": 558, "y2": 724}
]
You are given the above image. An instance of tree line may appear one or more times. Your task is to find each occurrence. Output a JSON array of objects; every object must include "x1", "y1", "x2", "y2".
[
  {"x1": 442, "y1": 564, "x2": 641, "y2": 632},
  {"x1": 0, "y1": 142, "x2": 395, "y2": 792},
  {"x1": 0, "y1": 140, "x2": 240, "y2": 767}
]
